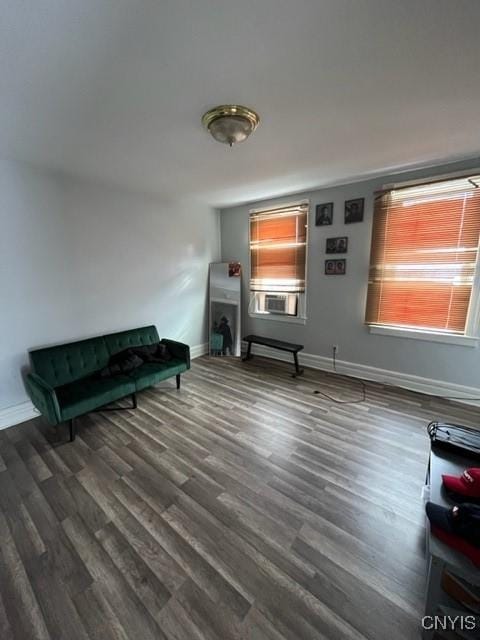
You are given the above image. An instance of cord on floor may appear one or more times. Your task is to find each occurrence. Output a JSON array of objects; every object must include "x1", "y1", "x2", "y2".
[
  {"x1": 313, "y1": 347, "x2": 366, "y2": 404},
  {"x1": 312, "y1": 349, "x2": 480, "y2": 405}
]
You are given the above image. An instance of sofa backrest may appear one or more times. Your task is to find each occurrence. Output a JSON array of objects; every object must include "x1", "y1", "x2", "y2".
[
  {"x1": 30, "y1": 325, "x2": 160, "y2": 387},
  {"x1": 103, "y1": 325, "x2": 160, "y2": 356},
  {"x1": 30, "y1": 336, "x2": 110, "y2": 387}
]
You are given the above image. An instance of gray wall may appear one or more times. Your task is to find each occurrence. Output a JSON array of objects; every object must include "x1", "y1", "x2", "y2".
[
  {"x1": 0, "y1": 157, "x2": 220, "y2": 410},
  {"x1": 220, "y1": 159, "x2": 480, "y2": 388}
]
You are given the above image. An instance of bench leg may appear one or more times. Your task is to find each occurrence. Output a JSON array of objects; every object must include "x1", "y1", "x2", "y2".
[
  {"x1": 176, "y1": 374, "x2": 181, "y2": 389},
  {"x1": 132, "y1": 393, "x2": 137, "y2": 409},
  {"x1": 69, "y1": 419, "x2": 76, "y2": 442},
  {"x1": 292, "y1": 352, "x2": 304, "y2": 378},
  {"x1": 242, "y1": 341, "x2": 253, "y2": 362}
]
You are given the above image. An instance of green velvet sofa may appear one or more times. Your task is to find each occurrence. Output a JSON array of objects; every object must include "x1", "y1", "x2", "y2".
[{"x1": 25, "y1": 325, "x2": 190, "y2": 442}]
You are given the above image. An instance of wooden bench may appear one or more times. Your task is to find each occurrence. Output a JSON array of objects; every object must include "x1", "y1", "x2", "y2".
[{"x1": 242, "y1": 334, "x2": 304, "y2": 377}]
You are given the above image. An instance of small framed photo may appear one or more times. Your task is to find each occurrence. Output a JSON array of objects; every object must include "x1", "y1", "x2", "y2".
[
  {"x1": 326, "y1": 237, "x2": 348, "y2": 254},
  {"x1": 228, "y1": 261, "x2": 241, "y2": 277},
  {"x1": 325, "y1": 259, "x2": 346, "y2": 275},
  {"x1": 344, "y1": 198, "x2": 364, "y2": 224},
  {"x1": 315, "y1": 202, "x2": 333, "y2": 226}
]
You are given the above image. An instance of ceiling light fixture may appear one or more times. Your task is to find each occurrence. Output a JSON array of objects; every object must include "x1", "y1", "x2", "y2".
[{"x1": 202, "y1": 105, "x2": 260, "y2": 147}]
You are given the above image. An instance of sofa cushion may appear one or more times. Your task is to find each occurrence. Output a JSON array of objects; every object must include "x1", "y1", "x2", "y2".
[
  {"x1": 104, "y1": 325, "x2": 160, "y2": 357},
  {"x1": 30, "y1": 337, "x2": 110, "y2": 387},
  {"x1": 127, "y1": 359, "x2": 187, "y2": 392},
  {"x1": 56, "y1": 375, "x2": 135, "y2": 421}
]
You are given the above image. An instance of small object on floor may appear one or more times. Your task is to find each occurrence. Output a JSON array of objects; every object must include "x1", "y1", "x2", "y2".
[
  {"x1": 242, "y1": 334, "x2": 304, "y2": 377},
  {"x1": 313, "y1": 375, "x2": 367, "y2": 404}
]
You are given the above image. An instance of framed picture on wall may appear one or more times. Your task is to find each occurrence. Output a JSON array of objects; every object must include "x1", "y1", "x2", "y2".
[
  {"x1": 325, "y1": 259, "x2": 346, "y2": 275},
  {"x1": 326, "y1": 237, "x2": 348, "y2": 254},
  {"x1": 228, "y1": 261, "x2": 241, "y2": 277},
  {"x1": 315, "y1": 202, "x2": 333, "y2": 226},
  {"x1": 344, "y1": 198, "x2": 364, "y2": 224}
]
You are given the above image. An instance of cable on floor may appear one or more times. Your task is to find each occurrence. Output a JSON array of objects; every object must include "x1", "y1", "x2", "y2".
[
  {"x1": 313, "y1": 348, "x2": 366, "y2": 404},
  {"x1": 312, "y1": 348, "x2": 480, "y2": 405}
]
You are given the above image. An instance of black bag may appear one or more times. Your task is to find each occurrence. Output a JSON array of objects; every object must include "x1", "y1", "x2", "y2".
[
  {"x1": 132, "y1": 343, "x2": 172, "y2": 363},
  {"x1": 428, "y1": 421, "x2": 480, "y2": 458},
  {"x1": 97, "y1": 349, "x2": 144, "y2": 378}
]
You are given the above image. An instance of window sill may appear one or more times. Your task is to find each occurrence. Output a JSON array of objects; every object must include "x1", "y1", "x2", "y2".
[
  {"x1": 249, "y1": 312, "x2": 307, "y2": 325},
  {"x1": 368, "y1": 324, "x2": 478, "y2": 347}
]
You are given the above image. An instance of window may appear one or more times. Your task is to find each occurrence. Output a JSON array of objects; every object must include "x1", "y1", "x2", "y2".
[
  {"x1": 365, "y1": 174, "x2": 480, "y2": 336},
  {"x1": 249, "y1": 201, "x2": 308, "y2": 318}
]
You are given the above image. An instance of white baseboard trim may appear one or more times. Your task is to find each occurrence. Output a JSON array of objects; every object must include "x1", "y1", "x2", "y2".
[
  {"x1": 0, "y1": 401, "x2": 39, "y2": 431},
  {"x1": 191, "y1": 342, "x2": 209, "y2": 359},
  {"x1": 242, "y1": 341, "x2": 480, "y2": 408},
  {"x1": 3, "y1": 340, "x2": 477, "y2": 432},
  {"x1": 0, "y1": 342, "x2": 210, "y2": 432}
]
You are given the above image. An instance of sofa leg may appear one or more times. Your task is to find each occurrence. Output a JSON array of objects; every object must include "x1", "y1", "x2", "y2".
[
  {"x1": 132, "y1": 393, "x2": 137, "y2": 409},
  {"x1": 176, "y1": 374, "x2": 181, "y2": 390},
  {"x1": 69, "y1": 419, "x2": 76, "y2": 442}
]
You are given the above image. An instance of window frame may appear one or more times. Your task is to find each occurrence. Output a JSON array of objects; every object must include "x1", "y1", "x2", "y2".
[
  {"x1": 368, "y1": 324, "x2": 479, "y2": 347},
  {"x1": 248, "y1": 200, "x2": 309, "y2": 322},
  {"x1": 366, "y1": 170, "x2": 480, "y2": 347}
]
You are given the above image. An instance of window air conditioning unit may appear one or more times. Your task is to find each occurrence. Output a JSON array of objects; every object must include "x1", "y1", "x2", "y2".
[{"x1": 264, "y1": 293, "x2": 297, "y2": 316}]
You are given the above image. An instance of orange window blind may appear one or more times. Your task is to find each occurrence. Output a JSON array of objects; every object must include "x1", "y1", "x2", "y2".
[
  {"x1": 365, "y1": 175, "x2": 480, "y2": 334},
  {"x1": 249, "y1": 203, "x2": 308, "y2": 292}
]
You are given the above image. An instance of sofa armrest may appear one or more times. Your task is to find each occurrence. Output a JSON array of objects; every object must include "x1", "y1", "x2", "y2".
[
  {"x1": 25, "y1": 373, "x2": 61, "y2": 424},
  {"x1": 161, "y1": 339, "x2": 190, "y2": 369}
]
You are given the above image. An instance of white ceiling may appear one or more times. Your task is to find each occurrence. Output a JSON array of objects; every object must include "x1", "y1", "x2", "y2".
[{"x1": 1, "y1": 0, "x2": 480, "y2": 207}]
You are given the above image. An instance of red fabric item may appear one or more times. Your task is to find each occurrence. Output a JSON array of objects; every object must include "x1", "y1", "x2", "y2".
[
  {"x1": 431, "y1": 525, "x2": 480, "y2": 567},
  {"x1": 443, "y1": 468, "x2": 480, "y2": 498}
]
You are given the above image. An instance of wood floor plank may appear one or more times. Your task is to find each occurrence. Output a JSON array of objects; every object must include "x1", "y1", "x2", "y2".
[
  {"x1": 173, "y1": 578, "x2": 244, "y2": 640},
  {"x1": 0, "y1": 590, "x2": 14, "y2": 640},
  {"x1": 156, "y1": 596, "x2": 208, "y2": 640},
  {"x1": 107, "y1": 502, "x2": 188, "y2": 594},
  {"x1": 178, "y1": 479, "x2": 316, "y2": 586},
  {"x1": 267, "y1": 472, "x2": 425, "y2": 570},
  {"x1": 62, "y1": 513, "x2": 167, "y2": 640},
  {"x1": 26, "y1": 554, "x2": 91, "y2": 640},
  {"x1": 241, "y1": 606, "x2": 290, "y2": 640},
  {"x1": 304, "y1": 546, "x2": 419, "y2": 640},
  {"x1": 73, "y1": 583, "x2": 130, "y2": 640},
  {"x1": 40, "y1": 474, "x2": 80, "y2": 522},
  {"x1": 4, "y1": 501, "x2": 46, "y2": 561},
  {"x1": 23, "y1": 487, "x2": 94, "y2": 598},
  {"x1": 1, "y1": 355, "x2": 475, "y2": 639},
  {"x1": 111, "y1": 479, "x2": 252, "y2": 619},
  {"x1": 95, "y1": 520, "x2": 171, "y2": 620},
  {"x1": 29, "y1": 434, "x2": 74, "y2": 478},
  {"x1": 14, "y1": 439, "x2": 53, "y2": 483},
  {"x1": 294, "y1": 523, "x2": 422, "y2": 617},
  {"x1": 64, "y1": 474, "x2": 112, "y2": 533},
  {"x1": 0, "y1": 511, "x2": 51, "y2": 640},
  {"x1": 164, "y1": 493, "x2": 366, "y2": 640},
  {"x1": 0, "y1": 436, "x2": 39, "y2": 498}
]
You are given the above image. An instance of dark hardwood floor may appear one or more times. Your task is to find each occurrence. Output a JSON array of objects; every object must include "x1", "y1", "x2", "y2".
[{"x1": 1, "y1": 355, "x2": 479, "y2": 640}]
